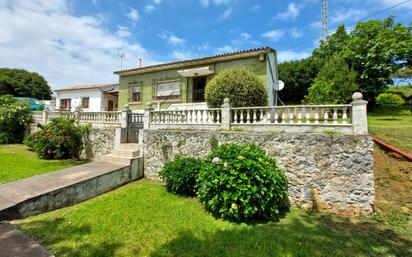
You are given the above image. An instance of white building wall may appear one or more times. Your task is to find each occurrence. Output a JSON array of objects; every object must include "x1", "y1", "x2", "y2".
[{"x1": 56, "y1": 89, "x2": 103, "y2": 112}]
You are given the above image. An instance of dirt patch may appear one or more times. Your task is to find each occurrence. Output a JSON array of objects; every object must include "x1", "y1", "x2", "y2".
[{"x1": 374, "y1": 146, "x2": 412, "y2": 215}]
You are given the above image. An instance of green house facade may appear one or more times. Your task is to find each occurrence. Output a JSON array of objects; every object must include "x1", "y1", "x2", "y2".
[{"x1": 114, "y1": 47, "x2": 278, "y2": 111}]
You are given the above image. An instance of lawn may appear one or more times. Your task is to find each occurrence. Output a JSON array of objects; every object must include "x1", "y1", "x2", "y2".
[
  {"x1": 18, "y1": 153, "x2": 412, "y2": 257},
  {"x1": 0, "y1": 144, "x2": 86, "y2": 184},
  {"x1": 368, "y1": 108, "x2": 412, "y2": 153}
]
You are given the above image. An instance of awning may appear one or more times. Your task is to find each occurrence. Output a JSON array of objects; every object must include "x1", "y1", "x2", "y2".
[{"x1": 177, "y1": 66, "x2": 214, "y2": 77}]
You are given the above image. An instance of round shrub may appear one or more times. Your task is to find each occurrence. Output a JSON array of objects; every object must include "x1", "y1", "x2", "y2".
[
  {"x1": 205, "y1": 67, "x2": 268, "y2": 108},
  {"x1": 159, "y1": 156, "x2": 203, "y2": 196},
  {"x1": 197, "y1": 144, "x2": 288, "y2": 221},
  {"x1": 24, "y1": 117, "x2": 90, "y2": 159},
  {"x1": 0, "y1": 95, "x2": 32, "y2": 144},
  {"x1": 376, "y1": 93, "x2": 405, "y2": 118}
]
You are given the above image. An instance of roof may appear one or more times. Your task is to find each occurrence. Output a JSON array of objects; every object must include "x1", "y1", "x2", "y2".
[
  {"x1": 114, "y1": 47, "x2": 275, "y2": 76},
  {"x1": 55, "y1": 83, "x2": 118, "y2": 92}
]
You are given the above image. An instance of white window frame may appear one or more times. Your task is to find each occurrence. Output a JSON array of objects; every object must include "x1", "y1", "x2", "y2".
[
  {"x1": 129, "y1": 84, "x2": 141, "y2": 103},
  {"x1": 155, "y1": 79, "x2": 180, "y2": 99}
]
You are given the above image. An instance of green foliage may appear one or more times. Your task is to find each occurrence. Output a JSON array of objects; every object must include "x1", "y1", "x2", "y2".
[
  {"x1": 386, "y1": 85, "x2": 412, "y2": 100},
  {"x1": 0, "y1": 95, "x2": 32, "y2": 144},
  {"x1": 375, "y1": 93, "x2": 405, "y2": 118},
  {"x1": 313, "y1": 18, "x2": 412, "y2": 102},
  {"x1": 24, "y1": 117, "x2": 90, "y2": 159},
  {"x1": 278, "y1": 57, "x2": 320, "y2": 103},
  {"x1": 209, "y1": 135, "x2": 219, "y2": 151},
  {"x1": 196, "y1": 144, "x2": 288, "y2": 222},
  {"x1": 159, "y1": 156, "x2": 203, "y2": 196},
  {"x1": 205, "y1": 67, "x2": 268, "y2": 107},
  {"x1": 304, "y1": 57, "x2": 358, "y2": 104},
  {"x1": 0, "y1": 68, "x2": 52, "y2": 100}
]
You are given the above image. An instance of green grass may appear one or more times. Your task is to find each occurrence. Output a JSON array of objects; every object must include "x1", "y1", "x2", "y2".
[
  {"x1": 18, "y1": 179, "x2": 412, "y2": 257},
  {"x1": 368, "y1": 108, "x2": 412, "y2": 153},
  {"x1": 0, "y1": 144, "x2": 86, "y2": 184}
]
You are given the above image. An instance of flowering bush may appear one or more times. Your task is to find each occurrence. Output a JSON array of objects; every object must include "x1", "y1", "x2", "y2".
[
  {"x1": 0, "y1": 95, "x2": 32, "y2": 144},
  {"x1": 24, "y1": 117, "x2": 90, "y2": 159},
  {"x1": 159, "y1": 156, "x2": 203, "y2": 196},
  {"x1": 196, "y1": 144, "x2": 288, "y2": 222}
]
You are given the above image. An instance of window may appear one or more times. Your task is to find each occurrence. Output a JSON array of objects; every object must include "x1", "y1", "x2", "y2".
[
  {"x1": 130, "y1": 84, "x2": 141, "y2": 102},
  {"x1": 81, "y1": 97, "x2": 89, "y2": 109},
  {"x1": 156, "y1": 80, "x2": 180, "y2": 99},
  {"x1": 60, "y1": 99, "x2": 71, "y2": 110}
]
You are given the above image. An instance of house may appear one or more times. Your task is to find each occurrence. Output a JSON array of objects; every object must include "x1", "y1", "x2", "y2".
[
  {"x1": 55, "y1": 83, "x2": 119, "y2": 112},
  {"x1": 114, "y1": 47, "x2": 279, "y2": 110}
]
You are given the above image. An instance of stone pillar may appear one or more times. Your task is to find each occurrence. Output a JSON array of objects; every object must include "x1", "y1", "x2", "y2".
[
  {"x1": 221, "y1": 98, "x2": 231, "y2": 130},
  {"x1": 121, "y1": 104, "x2": 131, "y2": 129},
  {"x1": 42, "y1": 110, "x2": 48, "y2": 125},
  {"x1": 351, "y1": 92, "x2": 368, "y2": 135},
  {"x1": 144, "y1": 102, "x2": 154, "y2": 130}
]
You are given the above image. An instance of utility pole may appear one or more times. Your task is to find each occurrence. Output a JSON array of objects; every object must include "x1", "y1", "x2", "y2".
[{"x1": 321, "y1": 0, "x2": 329, "y2": 40}]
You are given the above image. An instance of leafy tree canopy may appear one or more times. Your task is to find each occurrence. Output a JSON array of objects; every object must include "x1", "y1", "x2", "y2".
[
  {"x1": 312, "y1": 17, "x2": 412, "y2": 102},
  {"x1": 304, "y1": 57, "x2": 359, "y2": 104},
  {"x1": 278, "y1": 57, "x2": 319, "y2": 103},
  {"x1": 0, "y1": 68, "x2": 52, "y2": 100}
]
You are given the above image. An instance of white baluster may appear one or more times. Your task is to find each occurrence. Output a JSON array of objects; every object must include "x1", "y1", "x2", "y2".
[
  {"x1": 281, "y1": 111, "x2": 286, "y2": 124},
  {"x1": 262, "y1": 110, "x2": 268, "y2": 123},
  {"x1": 305, "y1": 110, "x2": 311, "y2": 124},
  {"x1": 252, "y1": 110, "x2": 257, "y2": 123},
  {"x1": 323, "y1": 109, "x2": 329, "y2": 124},
  {"x1": 342, "y1": 108, "x2": 348, "y2": 124},
  {"x1": 289, "y1": 110, "x2": 294, "y2": 124},
  {"x1": 240, "y1": 110, "x2": 244, "y2": 124},
  {"x1": 246, "y1": 110, "x2": 251, "y2": 124},
  {"x1": 314, "y1": 109, "x2": 319, "y2": 124},
  {"x1": 274, "y1": 111, "x2": 279, "y2": 124},
  {"x1": 297, "y1": 110, "x2": 303, "y2": 124},
  {"x1": 217, "y1": 111, "x2": 221, "y2": 123},
  {"x1": 333, "y1": 109, "x2": 338, "y2": 124}
]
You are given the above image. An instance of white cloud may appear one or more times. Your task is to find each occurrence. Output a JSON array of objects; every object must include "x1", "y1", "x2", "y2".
[
  {"x1": 276, "y1": 3, "x2": 301, "y2": 20},
  {"x1": 261, "y1": 29, "x2": 285, "y2": 42},
  {"x1": 198, "y1": 43, "x2": 210, "y2": 51},
  {"x1": 290, "y1": 27, "x2": 303, "y2": 38},
  {"x1": 277, "y1": 50, "x2": 311, "y2": 63},
  {"x1": 331, "y1": 8, "x2": 367, "y2": 24},
  {"x1": 0, "y1": 0, "x2": 155, "y2": 89},
  {"x1": 126, "y1": 7, "x2": 139, "y2": 23},
  {"x1": 145, "y1": 5, "x2": 155, "y2": 13},
  {"x1": 250, "y1": 5, "x2": 261, "y2": 12},
  {"x1": 158, "y1": 33, "x2": 185, "y2": 45},
  {"x1": 171, "y1": 50, "x2": 194, "y2": 60},
  {"x1": 218, "y1": 8, "x2": 232, "y2": 21},
  {"x1": 199, "y1": 0, "x2": 234, "y2": 8},
  {"x1": 216, "y1": 45, "x2": 237, "y2": 53},
  {"x1": 153, "y1": 0, "x2": 162, "y2": 5}
]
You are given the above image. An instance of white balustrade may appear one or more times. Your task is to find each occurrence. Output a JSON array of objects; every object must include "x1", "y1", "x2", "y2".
[{"x1": 151, "y1": 108, "x2": 222, "y2": 125}]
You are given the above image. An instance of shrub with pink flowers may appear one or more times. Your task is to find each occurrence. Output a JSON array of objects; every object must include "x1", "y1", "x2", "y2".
[
  {"x1": 24, "y1": 117, "x2": 90, "y2": 159},
  {"x1": 196, "y1": 143, "x2": 288, "y2": 222}
]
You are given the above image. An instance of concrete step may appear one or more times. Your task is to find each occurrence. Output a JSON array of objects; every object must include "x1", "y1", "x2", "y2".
[
  {"x1": 114, "y1": 143, "x2": 140, "y2": 151},
  {"x1": 111, "y1": 149, "x2": 140, "y2": 158},
  {"x1": 97, "y1": 155, "x2": 134, "y2": 165}
]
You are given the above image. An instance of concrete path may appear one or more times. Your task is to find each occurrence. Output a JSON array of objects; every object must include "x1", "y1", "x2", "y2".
[
  {"x1": 0, "y1": 160, "x2": 132, "y2": 220},
  {"x1": 0, "y1": 222, "x2": 53, "y2": 257}
]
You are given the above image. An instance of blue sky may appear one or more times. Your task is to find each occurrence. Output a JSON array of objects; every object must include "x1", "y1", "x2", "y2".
[{"x1": 0, "y1": 0, "x2": 411, "y2": 89}]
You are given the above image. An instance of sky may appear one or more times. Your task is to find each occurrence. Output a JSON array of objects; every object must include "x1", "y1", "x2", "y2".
[{"x1": 0, "y1": 0, "x2": 411, "y2": 90}]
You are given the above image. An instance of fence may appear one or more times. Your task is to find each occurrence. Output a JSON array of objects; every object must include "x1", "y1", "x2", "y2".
[
  {"x1": 33, "y1": 111, "x2": 122, "y2": 125},
  {"x1": 144, "y1": 92, "x2": 368, "y2": 135}
]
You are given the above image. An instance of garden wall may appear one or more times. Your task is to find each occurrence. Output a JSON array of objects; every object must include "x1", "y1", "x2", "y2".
[
  {"x1": 82, "y1": 126, "x2": 119, "y2": 160},
  {"x1": 144, "y1": 130, "x2": 374, "y2": 216}
]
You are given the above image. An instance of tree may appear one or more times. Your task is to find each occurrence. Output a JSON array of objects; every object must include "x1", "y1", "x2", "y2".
[
  {"x1": 205, "y1": 67, "x2": 268, "y2": 107},
  {"x1": 278, "y1": 57, "x2": 319, "y2": 103},
  {"x1": 312, "y1": 17, "x2": 412, "y2": 102},
  {"x1": 304, "y1": 57, "x2": 359, "y2": 104},
  {"x1": 0, "y1": 68, "x2": 52, "y2": 100},
  {"x1": 0, "y1": 95, "x2": 32, "y2": 144},
  {"x1": 376, "y1": 93, "x2": 405, "y2": 119}
]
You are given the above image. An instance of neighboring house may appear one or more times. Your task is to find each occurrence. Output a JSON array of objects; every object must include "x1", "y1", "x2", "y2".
[
  {"x1": 114, "y1": 47, "x2": 279, "y2": 110},
  {"x1": 55, "y1": 83, "x2": 119, "y2": 112}
]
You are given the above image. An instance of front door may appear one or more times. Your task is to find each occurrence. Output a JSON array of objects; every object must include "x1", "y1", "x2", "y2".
[
  {"x1": 108, "y1": 100, "x2": 114, "y2": 111},
  {"x1": 192, "y1": 76, "x2": 207, "y2": 102}
]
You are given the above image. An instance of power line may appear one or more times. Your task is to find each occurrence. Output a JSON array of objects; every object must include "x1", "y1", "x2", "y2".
[{"x1": 278, "y1": 0, "x2": 412, "y2": 52}]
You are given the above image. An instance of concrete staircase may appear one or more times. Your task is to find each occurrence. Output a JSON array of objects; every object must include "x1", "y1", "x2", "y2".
[{"x1": 98, "y1": 143, "x2": 141, "y2": 165}]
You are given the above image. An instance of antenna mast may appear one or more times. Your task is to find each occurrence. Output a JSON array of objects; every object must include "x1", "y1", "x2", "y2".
[
  {"x1": 321, "y1": 0, "x2": 329, "y2": 39},
  {"x1": 118, "y1": 52, "x2": 126, "y2": 71}
]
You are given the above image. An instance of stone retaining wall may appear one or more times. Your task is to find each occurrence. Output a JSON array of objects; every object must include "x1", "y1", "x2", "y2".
[
  {"x1": 144, "y1": 129, "x2": 374, "y2": 216},
  {"x1": 82, "y1": 126, "x2": 119, "y2": 160}
]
